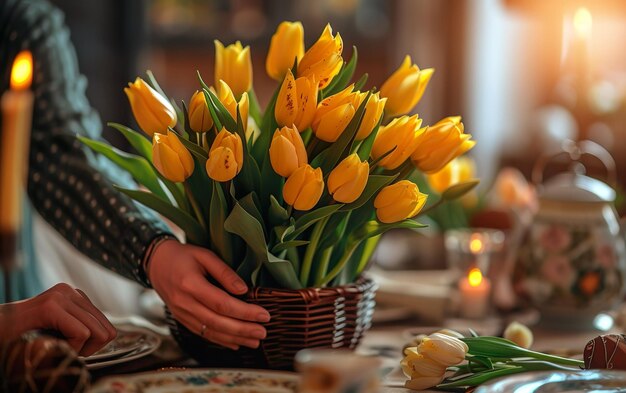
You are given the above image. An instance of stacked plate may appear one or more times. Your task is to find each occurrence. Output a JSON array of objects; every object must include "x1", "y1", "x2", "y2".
[{"x1": 80, "y1": 327, "x2": 161, "y2": 369}]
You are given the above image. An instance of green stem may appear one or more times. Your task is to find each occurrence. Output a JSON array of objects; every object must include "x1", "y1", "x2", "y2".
[
  {"x1": 319, "y1": 241, "x2": 360, "y2": 287},
  {"x1": 159, "y1": 176, "x2": 190, "y2": 212},
  {"x1": 248, "y1": 89, "x2": 263, "y2": 126},
  {"x1": 299, "y1": 216, "x2": 329, "y2": 287},
  {"x1": 397, "y1": 160, "x2": 416, "y2": 180},
  {"x1": 184, "y1": 181, "x2": 207, "y2": 230},
  {"x1": 313, "y1": 246, "x2": 334, "y2": 286},
  {"x1": 306, "y1": 136, "x2": 321, "y2": 158}
]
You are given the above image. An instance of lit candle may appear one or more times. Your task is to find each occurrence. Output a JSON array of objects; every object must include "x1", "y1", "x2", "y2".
[
  {"x1": 0, "y1": 51, "x2": 34, "y2": 236},
  {"x1": 459, "y1": 267, "x2": 491, "y2": 319}
]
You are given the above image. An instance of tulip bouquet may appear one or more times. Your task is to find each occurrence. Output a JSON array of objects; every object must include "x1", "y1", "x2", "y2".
[
  {"x1": 79, "y1": 22, "x2": 477, "y2": 289},
  {"x1": 402, "y1": 330, "x2": 584, "y2": 391}
]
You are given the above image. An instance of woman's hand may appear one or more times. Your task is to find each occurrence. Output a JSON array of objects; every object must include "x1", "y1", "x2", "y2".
[
  {"x1": 0, "y1": 283, "x2": 117, "y2": 356},
  {"x1": 148, "y1": 240, "x2": 270, "y2": 350}
]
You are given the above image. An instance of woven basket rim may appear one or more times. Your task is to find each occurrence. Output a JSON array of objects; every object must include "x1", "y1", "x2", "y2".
[{"x1": 246, "y1": 277, "x2": 376, "y2": 300}]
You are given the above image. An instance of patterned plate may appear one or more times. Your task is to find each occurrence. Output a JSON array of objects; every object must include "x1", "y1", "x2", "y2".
[
  {"x1": 89, "y1": 368, "x2": 300, "y2": 392},
  {"x1": 83, "y1": 327, "x2": 161, "y2": 370}
]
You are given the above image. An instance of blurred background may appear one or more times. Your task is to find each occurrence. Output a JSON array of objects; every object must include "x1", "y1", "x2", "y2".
[{"x1": 49, "y1": 0, "x2": 626, "y2": 192}]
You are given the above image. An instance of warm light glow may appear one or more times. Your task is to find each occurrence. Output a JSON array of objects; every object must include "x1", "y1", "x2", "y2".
[
  {"x1": 574, "y1": 7, "x2": 592, "y2": 38},
  {"x1": 10, "y1": 51, "x2": 33, "y2": 90},
  {"x1": 468, "y1": 268, "x2": 483, "y2": 287},
  {"x1": 469, "y1": 235, "x2": 484, "y2": 254}
]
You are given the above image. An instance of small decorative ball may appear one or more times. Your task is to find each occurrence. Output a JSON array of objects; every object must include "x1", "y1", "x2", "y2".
[
  {"x1": 0, "y1": 333, "x2": 90, "y2": 393},
  {"x1": 584, "y1": 334, "x2": 626, "y2": 370}
]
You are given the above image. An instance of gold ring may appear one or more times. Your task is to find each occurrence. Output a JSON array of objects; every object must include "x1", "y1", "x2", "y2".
[{"x1": 200, "y1": 324, "x2": 207, "y2": 337}]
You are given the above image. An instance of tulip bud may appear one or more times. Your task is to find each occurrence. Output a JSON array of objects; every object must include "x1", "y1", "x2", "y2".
[
  {"x1": 411, "y1": 116, "x2": 476, "y2": 174},
  {"x1": 327, "y1": 154, "x2": 369, "y2": 203},
  {"x1": 283, "y1": 165, "x2": 324, "y2": 211},
  {"x1": 427, "y1": 157, "x2": 475, "y2": 194},
  {"x1": 380, "y1": 55, "x2": 434, "y2": 117},
  {"x1": 266, "y1": 21, "x2": 304, "y2": 81},
  {"x1": 275, "y1": 69, "x2": 318, "y2": 131},
  {"x1": 417, "y1": 333, "x2": 468, "y2": 366},
  {"x1": 152, "y1": 130, "x2": 194, "y2": 183},
  {"x1": 374, "y1": 180, "x2": 427, "y2": 224},
  {"x1": 269, "y1": 125, "x2": 308, "y2": 178},
  {"x1": 298, "y1": 24, "x2": 343, "y2": 89},
  {"x1": 371, "y1": 115, "x2": 424, "y2": 170},
  {"x1": 217, "y1": 80, "x2": 249, "y2": 131},
  {"x1": 124, "y1": 77, "x2": 177, "y2": 136},
  {"x1": 206, "y1": 129, "x2": 244, "y2": 182},
  {"x1": 311, "y1": 84, "x2": 360, "y2": 142},
  {"x1": 214, "y1": 40, "x2": 252, "y2": 98},
  {"x1": 503, "y1": 321, "x2": 534, "y2": 349},
  {"x1": 355, "y1": 92, "x2": 386, "y2": 141},
  {"x1": 188, "y1": 91, "x2": 214, "y2": 133},
  {"x1": 402, "y1": 347, "x2": 447, "y2": 390}
]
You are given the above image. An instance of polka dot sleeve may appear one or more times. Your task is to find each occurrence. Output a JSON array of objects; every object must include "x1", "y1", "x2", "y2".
[{"x1": 1, "y1": 0, "x2": 173, "y2": 287}]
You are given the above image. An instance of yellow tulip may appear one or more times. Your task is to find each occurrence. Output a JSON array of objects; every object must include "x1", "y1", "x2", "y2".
[
  {"x1": 283, "y1": 164, "x2": 324, "y2": 211},
  {"x1": 311, "y1": 84, "x2": 360, "y2": 142},
  {"x1": 503, "y1": 321, "x2": 534, "y2": 349},
  {"x1": 216, "y1": 80, "x2": 249, "y2": 131},
  {"x1": 374, "y1": 180, "x2": 427, "y2": 224},
  {"x1": 214, "y1": 40, "x2": 252, "y2": 97},
  {"x1": 370, "y1": 115, "x2": 424, "y2": 170},
  {"x1": 152, "y1": 130, "x2": 194, "y2": 183},
  {"x1": 417, "y1": 333, "x2": 468, "y2": 366},
  {"x1": 411, "y1": 116, "x2": 476, "y2": 174},
  {"x1": 298, "y1": 24, "x2": 343, "y2": 89},
  {"x1": 275, "y1": 69, "x2": 318, "y2": 131},
  {"x1": 266, "y1": 21, "x2": 304, "y2": 81},
  {"x1": 269, "y1": 125, "x2": 308, "y2": 178},
  {"x1": 402, "y1": 348, "x2": 446, "y2": 391},
  {"x1": 355, "y1": 92, "x2": 386, "y2": 141},
  {"x1": 427, "y1": 156, "x2": 475, "y2": 194},
  {"x1": 205, "y1": 129, "x2": 244, "y2": 182},
  {"x1": 124, "y1": 77, "x2": 177, "y2": 136},
  {"x1": 380, "y1": 55, "x2": 434, "y2": 117},
  {"x1": 327, "y1": 154, "x2": 369, "y2": 203},
  {"x1": 188, "y1": 91, "x2": 213, "y2": 133}
]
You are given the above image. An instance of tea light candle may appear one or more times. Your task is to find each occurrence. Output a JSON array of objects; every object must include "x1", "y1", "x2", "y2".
[
  {"x1": 0, "y1": 50, "x2": 34, "y2": 235},
  {"x1": 459, "y1": 268, "x2": 491, "y2": 319}
]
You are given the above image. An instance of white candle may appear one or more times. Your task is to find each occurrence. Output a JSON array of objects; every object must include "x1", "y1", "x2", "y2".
[
  {"x1": 459, "y1": 268, "x2": 491, "y2": 319},
  {"x1": 0, "y1": 51, "x2": 34, "y2": 234}
]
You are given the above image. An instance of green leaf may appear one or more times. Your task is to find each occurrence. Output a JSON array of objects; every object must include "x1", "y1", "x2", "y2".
[
  {"x1": 238, "y1": 192, "x2": 265, "y2": 236},
  {"x1": 442, "y1": 179, "x2": 480, "y2": 201},
  {"x1": 181, "y1": 100, "x2": 193, "y2": 136},
  {"x1": 78, "y1": 136, "x2": 168, "y2": 201},
  {"x1": 209, "y1": 180, "x2": 234, "y2": 265},
  {"x1": 352, "y1": 219, "x2": 426, "y2": 243},
  {"x1": 438, "y1": 367, "x2": 525, "y2": 388},
  {"x1": 275, "y1": 225, "x2": 295, "y2": 243},
  {"x1": 115, "y1": 186, "x2": 208, "y2": 245},
  {"x1": 354, "y1": 73, "x2": 369, "y2": 91},
  {"x1": 311, "y1": 91, "x2": 371, "y2": 174},
  {"x1": 322, "y1": 46, "x2": 358, "y2": 97},
  {"x1": 268, "y1": 195, "x2": 289, "y2": 227},
  {"x1": 251, "y1": 86, "x2": 280, "y2": 165},
  {"x1": 356, "y1": 113, "x2": 384, "y2": 161},
  {"x1": 318, "y1": 211, "x2": 350, "y2": 251},
  {"x1": 288, "y1": 204, "x2": 344, "y2": 240},
  {"x1": 236, "y1": 246, "x2": 262, "y2": 286},
  {"x1": 232, "y1": 108, "x2": 262, "y2": 197},
  {"x1": 225, "y1": 203, "x2": 302, "y2": 289},
  {"x1": 107, "y1": 123, "x2": 153, "y2": 160},
  {"x1": 168, "y1": 128, "x2": 208, "y2": 161},
  {"x1": 340, "y1": 174, "x2": 397, "y2": 212},
  {"x1": 204, "y1": 86, "x2": 238, "y2": 132},
  {"x1": 271, "y1": 240, "x2": 309, "y2": 254}
]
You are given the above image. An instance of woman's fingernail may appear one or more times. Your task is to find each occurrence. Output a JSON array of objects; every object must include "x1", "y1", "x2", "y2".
[
  {"x1": 252, "y1": 329, "x2": 266, "y2": 339},
  {"x1": 233, "y1": 280, "x2": 247, "y2": 293},
  {"x1": 257, "y1": 313, "x2": 270, "y2": 322}
]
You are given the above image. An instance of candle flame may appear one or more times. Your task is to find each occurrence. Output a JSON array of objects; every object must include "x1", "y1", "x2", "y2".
[
  {"x1": 574, "y1": 7, "x2": 592, "y2": 38},
  {"x1": 468, "y1": 268, "x2": 483, "y2": 287},
  {"x1": 469, "y1": 235, "x2": 484, "y2": 254},
  {"x1": 10, "y1": 51, "x2": 33, "y2": 90}
]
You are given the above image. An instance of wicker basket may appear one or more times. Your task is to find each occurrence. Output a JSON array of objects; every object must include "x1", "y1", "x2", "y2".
[{"x1": 166, "y1": 277, "x2": 377, "y2": 370}]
